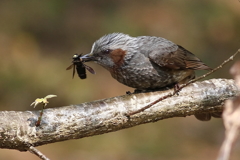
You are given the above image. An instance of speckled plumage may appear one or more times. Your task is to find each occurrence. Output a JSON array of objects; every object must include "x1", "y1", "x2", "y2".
[
  {"x1": 82, "y1": 33, "x2": 210, "y2": 90},
  {"x1": 81, "y1": 33, "x2": 217, "y2": 121}
]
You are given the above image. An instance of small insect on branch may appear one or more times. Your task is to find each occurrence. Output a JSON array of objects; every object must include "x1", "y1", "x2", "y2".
[{"x1": 66, "y1": 54, "x2": 96, "y2": 79}]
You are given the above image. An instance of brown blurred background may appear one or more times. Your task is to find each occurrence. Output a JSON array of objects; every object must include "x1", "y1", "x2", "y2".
[{"x1": 0, "y1": 0, "x2": 240, "y2": 160}]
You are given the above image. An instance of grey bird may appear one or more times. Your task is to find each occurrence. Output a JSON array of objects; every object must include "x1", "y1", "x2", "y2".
[{"x1": 81, "y1": 33, "x2": 220, "y2": 121}]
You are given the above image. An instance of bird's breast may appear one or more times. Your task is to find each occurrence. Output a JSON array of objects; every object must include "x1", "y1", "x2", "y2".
[{"x1": 108, "y1": 58, "x2": 195, "y2": 89}]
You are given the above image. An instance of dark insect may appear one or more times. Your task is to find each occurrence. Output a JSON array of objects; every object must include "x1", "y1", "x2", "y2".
[{"x1": 66, "y1": 54, "x2": 95, "y2": 79}]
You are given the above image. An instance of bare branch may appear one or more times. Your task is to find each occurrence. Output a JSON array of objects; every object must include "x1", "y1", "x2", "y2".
[
  {"x1": 28, "y1": 146, "x2": 50, "y2": 160},
  {"x1": 0, "y1": 79, "x2": 239, "y2": 151}
]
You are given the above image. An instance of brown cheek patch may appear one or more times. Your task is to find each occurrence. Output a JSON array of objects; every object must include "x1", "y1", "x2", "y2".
[{"x1": 110, "y1": 49, "x2": 126, "y2": 66}]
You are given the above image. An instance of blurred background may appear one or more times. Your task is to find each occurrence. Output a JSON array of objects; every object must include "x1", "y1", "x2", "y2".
[{"x1": 0, "y1": 0, "x2": 240, "y2": 160}]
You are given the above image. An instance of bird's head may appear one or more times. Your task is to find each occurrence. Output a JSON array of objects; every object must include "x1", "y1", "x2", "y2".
[{"x1": 81, "y1": 33, "x2": 138, "y2": 69}]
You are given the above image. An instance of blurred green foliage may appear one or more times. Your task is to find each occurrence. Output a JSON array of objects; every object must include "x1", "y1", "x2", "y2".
[{"x1": 0, "y1": 1, "x2": 240, "y2": 160}]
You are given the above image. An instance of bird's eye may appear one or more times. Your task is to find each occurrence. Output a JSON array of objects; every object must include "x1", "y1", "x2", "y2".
[{"x1": 102, "y1": 49, "x2": 110, "y2": 54}]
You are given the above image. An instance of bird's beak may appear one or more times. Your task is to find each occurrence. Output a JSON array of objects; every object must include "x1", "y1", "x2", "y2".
[{"x1": 80, "y1": 53, "x2": 95, "y2": 62}]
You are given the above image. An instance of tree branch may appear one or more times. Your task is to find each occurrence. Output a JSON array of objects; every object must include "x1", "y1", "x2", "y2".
[{"x1": 0, "y1": 78, "x2": 239, "y2": 151}]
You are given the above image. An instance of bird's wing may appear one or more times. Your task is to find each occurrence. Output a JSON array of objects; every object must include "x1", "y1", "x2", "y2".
[{"x1": 148, "y1": 44, "x2": 211, "y2": 70}]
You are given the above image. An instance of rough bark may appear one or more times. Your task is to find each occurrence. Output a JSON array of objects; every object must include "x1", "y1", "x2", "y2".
[{"x1": 0, "y1": 78, "x2": 239, "y2": 151}]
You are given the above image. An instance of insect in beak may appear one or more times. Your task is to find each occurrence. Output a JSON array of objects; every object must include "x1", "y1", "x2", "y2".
[{"x1": 66, "y1": 54, "x2": 96, "y2": 79}]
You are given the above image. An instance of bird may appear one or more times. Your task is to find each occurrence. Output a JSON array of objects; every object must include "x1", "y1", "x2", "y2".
[{"x1": 80, "y1": 33, "x2": 220, "y2": 121}]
